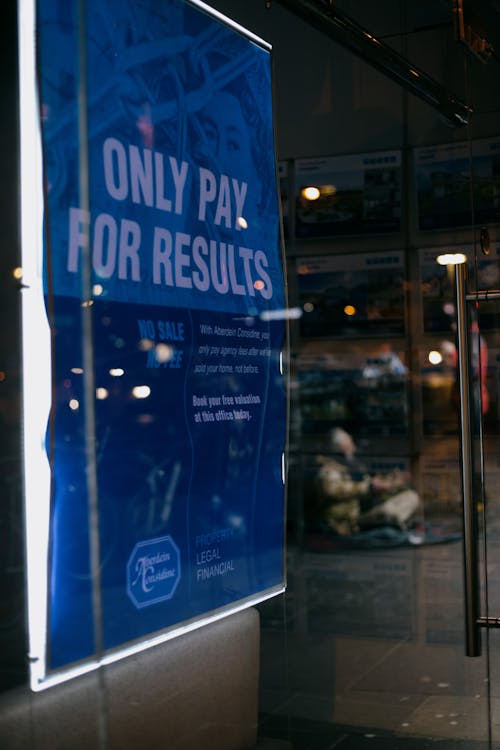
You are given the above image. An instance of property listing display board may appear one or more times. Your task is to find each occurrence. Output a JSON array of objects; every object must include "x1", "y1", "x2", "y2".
[
  {"x1": 415, "y1": 137, "x2": 500, "y2": 231},
  {"x1": 295, "y1": 151, "x2": 402, "y2": 238},
  {"x1": 25, "y1": 0, "x2": 286, "y2": 688},
  {"x1": 295, "y1": 344, "x2": 408, "y2": 440},
  {"x1": 297, "y1": 252, "x2": 406, "y2": 338},
  {"x1": 419, "y1": 244, "x2": 500, "y2": 333},
  {"x1": 419, "y1": 247, "x2": 457, "y2": 334}
]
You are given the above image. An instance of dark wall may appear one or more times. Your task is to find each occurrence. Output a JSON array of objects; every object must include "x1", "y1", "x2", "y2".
[
  {"x1": 0, "y1": 0, "x2": 27, "y2": 691},
  {"x1": 208, "y1": 0, "x2": 500, "y2": 156}
]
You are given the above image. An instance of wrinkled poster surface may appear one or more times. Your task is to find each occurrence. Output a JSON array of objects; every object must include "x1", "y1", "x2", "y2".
[{"x1": 37, "y1": 0, "x2": 286, "y2": 670}]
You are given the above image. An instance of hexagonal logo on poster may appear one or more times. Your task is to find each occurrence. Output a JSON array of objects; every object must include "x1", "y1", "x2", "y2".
[{"x1": 127, "y1": 535, "x2": 181, "y2": 609}]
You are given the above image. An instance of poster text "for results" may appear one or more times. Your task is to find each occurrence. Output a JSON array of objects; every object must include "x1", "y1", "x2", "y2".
[{"x1": 66, "y1": 138, "x2": 274, "y2": 300}]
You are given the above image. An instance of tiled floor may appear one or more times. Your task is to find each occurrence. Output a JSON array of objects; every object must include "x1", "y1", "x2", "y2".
[
  {"x1": 259, "y1": 714, "x2": 492, "y2": 750},
  {"x1": 257, "y1": 528, "x2": 500, "y2": 749}
]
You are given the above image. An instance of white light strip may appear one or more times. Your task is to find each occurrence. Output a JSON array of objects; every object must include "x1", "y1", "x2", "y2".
[
  {"x1": 18, "y1": 0, "x2": 52, "y2": 690},
  {"x1": 260, "y1": 307, "x2": 303, "y2": 321},
  {"x1": 32, "y1": 586, "x2": 285, "y2": 691},
  {"x1": 188, "y1": 0, "x2": 271, "y2": 50}
]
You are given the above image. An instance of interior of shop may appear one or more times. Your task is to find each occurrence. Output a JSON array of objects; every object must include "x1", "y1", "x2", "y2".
[{"x1": 2, "y1": 0, "x2": 500, "y2": 747}]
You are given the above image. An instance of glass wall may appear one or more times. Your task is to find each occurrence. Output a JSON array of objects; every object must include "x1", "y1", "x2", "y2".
[{"x1": 2, "y1": 0, "x2": 500, "y2": 748}]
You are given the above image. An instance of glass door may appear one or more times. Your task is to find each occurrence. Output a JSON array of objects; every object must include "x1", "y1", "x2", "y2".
[
  {"x1": 275, "y1": 256, "x2": 494, "y2": 750},
  {"x1": 4, "y1": 2, "x2": 500, "y2": 749},
  {"x1": 481, "y1": 287, "x2": 500, "y2": 745},
  {"x1": 451, "y1": 0, "x2": 500, "y2": 741},
  {"x1": 457, "y1": 244, "x2": 500, "y2": 746},
  {"x1": 253, "y1": 2, "x2": 500, "y2": 749}
]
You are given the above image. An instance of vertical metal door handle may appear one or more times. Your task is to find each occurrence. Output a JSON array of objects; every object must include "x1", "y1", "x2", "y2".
[{"x1": 455, "y1": 262, "x2": 481, "y2": 656}]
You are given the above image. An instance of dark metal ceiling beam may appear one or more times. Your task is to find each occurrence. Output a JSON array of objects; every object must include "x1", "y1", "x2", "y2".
[{"x1": 274, "y1": 0, "x2": 472, "y2": 127}]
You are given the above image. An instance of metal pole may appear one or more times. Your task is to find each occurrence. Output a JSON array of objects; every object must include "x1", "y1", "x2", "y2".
[
  {"x1": 274, "y1": 0, "x2": 471, "y2": 127},
  {"x1": 455, "y1": 262, "x2": 481, "y2": 656}
]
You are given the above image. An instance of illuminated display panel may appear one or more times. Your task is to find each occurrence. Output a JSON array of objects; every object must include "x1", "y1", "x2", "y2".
[{"x1": 20, "y1": 0, "x2": 287, "y2": 690}]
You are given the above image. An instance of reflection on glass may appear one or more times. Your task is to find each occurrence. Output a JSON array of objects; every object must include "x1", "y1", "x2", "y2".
[
  {"x1": 305, "y1": 426, "x2": 418, "y2": 539},
  {"x1": 428, "y1": 349, "x2": 443, "y2": 365},
  {"x1": 301, "y1": 186, "x2": 320, "y2": 201},
  {"x1": 132, "y1": 385, "x2": 151, "y2": 399},
  {"x1": 154, "y1": 344, "x2": 173, "y2": 363}
]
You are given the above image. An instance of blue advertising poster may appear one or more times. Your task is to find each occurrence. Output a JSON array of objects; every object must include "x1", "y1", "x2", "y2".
[{"x1": 35, "y1": 0, "x2": 286, "y2": 677}]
